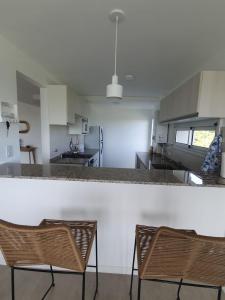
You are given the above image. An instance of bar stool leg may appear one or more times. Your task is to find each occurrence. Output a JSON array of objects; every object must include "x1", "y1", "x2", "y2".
[
  {"x1": 217, "y1": 287, "x2": 222, "y2": 300},
  {"x1": 137, "y1": 278, "x2": 142, "y2": 300},
  {"x1": 176, "y1": 278, "x2": 183, "y2": 300},
  {"x1": 94, "y1": 230, "x2": 98, "y2": 299},
  {"x1": 82, "y1": 272, "x2": 86, "y2": 300},
  {"x1": 50, "y1": 265, "x2": 55, "y2": 286},
  {"x1": 129, "y1": 238, "x2": 136, "y2": 297},
  {"x1": 11, "y1": 267, "x2": 15, "y2": 300}
]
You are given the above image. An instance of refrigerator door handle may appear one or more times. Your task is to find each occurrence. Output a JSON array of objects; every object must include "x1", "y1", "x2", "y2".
[{"x1": 100, "y1": 128, "x2": 103, "y2": 141}]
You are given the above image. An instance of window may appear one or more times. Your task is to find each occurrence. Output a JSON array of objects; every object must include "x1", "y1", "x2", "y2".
[
  {"x1": 175, "y1": 123, "x2": 216, "y2": 150},
  {"x1": 192, "y1": 130, "x2": 215, "y2": 148},
  {"x1": 175, "y1": 130, "x2": 190, "y2": 145}
]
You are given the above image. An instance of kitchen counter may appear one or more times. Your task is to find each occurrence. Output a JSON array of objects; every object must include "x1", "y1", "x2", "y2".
[
  {"x1": 136, "y1": 152, "x2": 187, "y2": 170},
  {"x1": 1, "y1": 166, "x2": 225, "y2": 275},
  {"x1": 50, "y1": 157, "x2": 89, "y2": 165},
  {"x1": 0, "y1": 163, "x2": 223, "y2": 187},
  {"x1": 1, "y1": 161, "x2": 225, "y2": 274},
  {"x1": 50, "y1": 149, "x2": 99, "y2": 165}
]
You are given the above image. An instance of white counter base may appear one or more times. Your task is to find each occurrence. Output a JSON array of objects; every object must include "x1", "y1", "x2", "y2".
[{"x1": 0, "y1": 178, "x2": 225, "y2": 274}]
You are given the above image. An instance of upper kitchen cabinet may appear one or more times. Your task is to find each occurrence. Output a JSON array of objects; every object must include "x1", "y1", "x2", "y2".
[
  {"x1": 47, "y1": 85, "x2": 67, "y2": 125},
  {"x1": 67, "y1": 88, "x2": 83, "y2": 124},
  {"x1": 68, "y1": 114, "x2": 88, "y2": 135},
  {"x1": 46, "y1": 85, "x2": 83, "y2": 125},
  {"x1": 156, "y1": 124, "x2": 168, "y2": 143},
  {"x1": 159, "y1": 71, "x2": 225, "y2": 122}
]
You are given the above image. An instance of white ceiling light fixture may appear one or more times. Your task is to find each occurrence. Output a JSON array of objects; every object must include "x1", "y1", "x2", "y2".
[{"x1": 106, "y1": 9, "x2": 125, "y2": 100}]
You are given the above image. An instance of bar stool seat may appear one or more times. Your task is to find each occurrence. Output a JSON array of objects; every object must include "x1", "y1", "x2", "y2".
[
  {"x1": 0, "y1": 218, "x2": 98, "y2": 300},
  {"x1": 130, "y1": 225, "x2": 224, "y2": 300},
  {"x1": 135, "y1": 225, "x2": 196, "y2": 272}
]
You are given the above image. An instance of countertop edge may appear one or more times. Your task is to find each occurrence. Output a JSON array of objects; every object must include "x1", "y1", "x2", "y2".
[
  {"x1": 0, "y1": 173, "x2": 223, "y2": 188},
  {"x1": 0, "y1": 163, "x2": 223, "y2": 188}
]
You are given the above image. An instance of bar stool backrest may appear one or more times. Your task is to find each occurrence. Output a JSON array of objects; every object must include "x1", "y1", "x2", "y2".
[
  {"x1": 140, "y1": 226, "x2": 225, "y2": 286},
  {"x1": 0, "y1": 219, "x2": 85, "y2": 272}
]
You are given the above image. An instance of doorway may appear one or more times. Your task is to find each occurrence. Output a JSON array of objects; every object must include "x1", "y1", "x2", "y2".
[{"x1": 16, "y1": 72, "x2": 42, "y2": 164}]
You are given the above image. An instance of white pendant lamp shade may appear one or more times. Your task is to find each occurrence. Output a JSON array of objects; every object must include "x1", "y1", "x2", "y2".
[
  {"x1": 106, "y1": 75, "x2": 123, "y2": 99},
  {"x1": 106, "y1": 10, "x2": 125, "y2": 100}
]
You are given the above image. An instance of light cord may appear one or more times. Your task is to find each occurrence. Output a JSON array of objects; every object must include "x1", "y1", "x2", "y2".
[{"x1": 114, "y1": 16, "x2": 119, "y2": 76}]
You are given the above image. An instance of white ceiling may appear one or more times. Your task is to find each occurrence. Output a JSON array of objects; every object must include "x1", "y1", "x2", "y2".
[{"x1": 1, "y1": 0, "x2": 225, "y2": 100}]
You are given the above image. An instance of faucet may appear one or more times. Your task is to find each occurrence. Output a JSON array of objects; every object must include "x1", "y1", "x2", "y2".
[
  {"x1": 69, "y1": 138, "x2": 79, "y2": 152},
  {"x1": 69, "y1": 138, "x2": 73, "y2": 151}
]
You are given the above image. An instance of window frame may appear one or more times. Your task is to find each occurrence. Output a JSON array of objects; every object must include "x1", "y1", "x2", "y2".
[
  {"x1": 174, "y1": 121, "x2": 217, "y2": 153},
  {"x1": 175, "y1": 128, "x2": 191, "y2": 146},
  {"x1": 190, "y1": 126, "x2": 216, "y2": 151}
]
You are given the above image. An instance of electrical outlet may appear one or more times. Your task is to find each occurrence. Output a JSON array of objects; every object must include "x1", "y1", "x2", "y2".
[{"x1": 6, "y1": 145, "x2": 13, "y2": 158}]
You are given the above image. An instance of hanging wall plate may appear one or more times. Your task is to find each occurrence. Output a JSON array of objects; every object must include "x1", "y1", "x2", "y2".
[{"x1": 19, "y1": 120, "x2": 30, "y2": 134}]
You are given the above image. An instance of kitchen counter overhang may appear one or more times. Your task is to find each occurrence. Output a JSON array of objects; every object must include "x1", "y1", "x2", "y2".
[
  {"x1": 1, "y1": 165, "x2": 225, "y2": 274},
  {"x1": 0, "y1": 163, "x2": 222, "y2": 187}
]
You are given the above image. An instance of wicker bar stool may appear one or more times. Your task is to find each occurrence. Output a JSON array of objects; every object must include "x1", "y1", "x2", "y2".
[
  {"x1": 130, "y1": 225, "x2": 225, "y2": 300},
  {"x1": 0, "y1": 218, "x2": 98, "y2": 300}
]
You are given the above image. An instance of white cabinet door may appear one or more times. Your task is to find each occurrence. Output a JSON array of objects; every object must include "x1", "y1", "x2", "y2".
[
  {"x1": 159, "y1": 97, "x2": 168, "y2": 122},
  {"x1": 159, "y1": 93, "x2": 175, "y2": 122},
  {"x1": 47, "y1": 85, "x2": 89, "y2": 127},
  {"x1": 68, "y1": 115, "x2": 82, "y2": 135},
  {"x1": 47, "y1": 85, "x2": 67, "y2": 125},
  {"x1": 159, "y1": 71, "x2": 225, "y2": 122},
  {"x1": 156, "y1": 125, "x2": 168, "y2": 143},
  {"x1": 198, "y1": 71, "x2": 225, "y2": 118},
  {"x1": 160, "y1": 74, "x2": 200, "y2": 122},
  {"x1": 173, "y1": 73, "x2": 200, "y2": 119},
  {"x1": 67, "y1": 88, "x2": 82, "y2": 124}
]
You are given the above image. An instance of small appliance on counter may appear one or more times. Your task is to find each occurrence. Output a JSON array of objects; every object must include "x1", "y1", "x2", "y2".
[{"x1": 84, "y1": 126, "x2": 103, "y2": 167}]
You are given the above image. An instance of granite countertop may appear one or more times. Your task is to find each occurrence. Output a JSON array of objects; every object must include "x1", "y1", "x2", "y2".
[
  {"x1": 51, "y1": 157, "x2": 89, "y2": 165},
  {"x1": 50, "y1": 149, "x2": 99, "y2": 165},
  {"x1": 136, "y1": 152, "x2": 187, "y2": 170},
  {"x1": 0, "y1": 163, "x2": 223, "y2": 187}
]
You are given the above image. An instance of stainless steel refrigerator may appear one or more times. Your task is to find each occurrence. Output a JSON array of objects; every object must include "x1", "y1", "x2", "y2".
[{"x1": 84, "y1": 126, "x2": 103, "y2": 167}]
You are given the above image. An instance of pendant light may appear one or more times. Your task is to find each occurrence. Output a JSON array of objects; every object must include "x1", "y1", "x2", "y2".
[{"x1": 106, "y1": 9, "x2": 125, "y2": 100}]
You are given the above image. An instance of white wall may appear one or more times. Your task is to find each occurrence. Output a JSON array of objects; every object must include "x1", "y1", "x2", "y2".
[
  {"x1": 87, "y1": 102, "x2": 154, "y2": 168},
  {"x1": 0, "y1": 33, "x2": 59, "y2": 164},
  {"x1": 18, "y1": 102, "x2": 42, "y2": 164},
  {"x1": 1, "y1": 178, "x2": 225, "y2": 274},
  {"x1": 0, "y1": 33, "x2": 88, "y2": 163},
  {"x1": 0, "y1": 34, "x2": 59, "y2": 104}
]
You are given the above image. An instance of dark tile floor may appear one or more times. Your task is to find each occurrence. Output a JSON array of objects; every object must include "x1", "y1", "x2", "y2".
[{"x1": 0, "y1": 266, "x2": 223, "y2": 300}]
